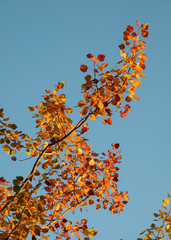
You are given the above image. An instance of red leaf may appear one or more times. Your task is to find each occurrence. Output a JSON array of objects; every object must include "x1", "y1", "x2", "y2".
[
  {"x1": 119, "y1": 44, "x2": 125, "y2": 50},
  {"x1": 114, "y1": 143, "x2": 120, "y2": 149},
  {"x1": 141, "y1": 30, "x2": 149, "y2": 38},
  {"x1": 97, "y1": 54, "x2": 105, "y2": 62},
  {"x1": 120, "y1": 111, "x2": 128, "y2": 118},
  {"x1": 141, "y1": 23, "x2": 149, "y2": 30},
  {"x1": 126, "y1": 25, "x2": 134, "y2": 33},
  {"x1": 0, "y1": 177, "x2": 6, "y2": 183},
  {"x1": 131, "y1": 32, "x2": 137, "y2": 37},
  {"x1": 87, "y1": 53, "x2": 93, "y2": 58},
  {"x1": 80, "y1": 64, "x2": 88, "y2": 72},
  {"x1": 125, "y1": 96, "x2": 132, "y2": 102},
  {"x1": 11, "y1": 156, "x2": 17, "y2": 161}
]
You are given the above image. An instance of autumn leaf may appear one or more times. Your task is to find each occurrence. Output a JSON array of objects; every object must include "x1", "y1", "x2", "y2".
[
  {"x1": 119, "y1": 44, "x2": 125, "y2": 50},
  {"x1": 87, "y1": 53, "x2": 93, "y2": 58},
  {"x1": 125, "y1": 96, "x2": 132, "y2": 102},
  {"x1": 114, "y1": 143, "x2": 120, "y2": 149},
  {"x1": 141, "y1": 30, "x2": 149, "y2": 38},
  {"x1": 126, "y1": 25, "x2": 134, "y2": 33},
  {"x1": 102, "y1": 118, "x2": 107, "y2": 124},
  {"x1": 80, "y1": 64, "x2": 88, "y2": 72},
  {"x1": 8, "y1": 124, "x2": 17, "y2": 130},
  {"x1": 97, "y1": 54, "x2": 105, "y2": 62},
  {"x1": 11, "y1": 156, "x2": 17, "y2": 161},
  {"x1": 76, "y1": 148, "x2": 83, "y2": 155},
  {"x1": 28, "y1": 106, "x2": 35, "y2": 111},
  {"x1": 136, "y1": 20, "x2": 140, "y2": 27},
  {"x1": 89, "y1": 158, "x2": 95, "y2": 166},
  {"x1": 141, "y1": 23, "x2": 149, "y2": 30},
  {"x1": 107, "y1": 118, "x2": 112, "y2": 125},
  {"x1": 89, "y1": 114, "x2": 96, "y2": 121},
  {"x1": 66, "y1": 108, "x2": 73, "y2": 114},
  {"x1": 80, "y1": 106, "x2": 89, "y2": 116},
  {"x1": 120, "y1": 111, "x2": 128, "y2": 118},
  {"x1": 163, "y1": 198, "x2": 169, "y2": 206}
]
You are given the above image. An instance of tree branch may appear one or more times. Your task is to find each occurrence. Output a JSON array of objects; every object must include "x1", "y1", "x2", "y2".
[{"x1": 0, "y1": 112, "x2": 91, "y2": 213}]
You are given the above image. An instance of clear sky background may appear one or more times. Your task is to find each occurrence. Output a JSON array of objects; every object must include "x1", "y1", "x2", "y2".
[{"x1": 0, "y1": 0, "x2": 171, "y2": 239}]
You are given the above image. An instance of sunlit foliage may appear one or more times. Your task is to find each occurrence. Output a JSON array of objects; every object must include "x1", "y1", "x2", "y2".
[{"x1": 0, "y1": 21, "x2": 149, "y2": 240}]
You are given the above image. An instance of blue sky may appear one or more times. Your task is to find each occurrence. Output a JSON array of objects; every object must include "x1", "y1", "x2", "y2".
[{"x1": 0, "y1": 0, "x2": 171, "y2": 239}]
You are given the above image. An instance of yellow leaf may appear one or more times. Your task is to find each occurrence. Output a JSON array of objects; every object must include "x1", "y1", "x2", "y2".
[
  {"x1": 40, "y1": 103, "x2": 45, "y2": 109},
  {"x1": 98, "y1": 102, "x2": 103, "y2": 109},
  {"x1": 59, "y1": 94, "x2": 66, "y2": 103},
  {"x1": 130, "y1": 80, "x2": 140, "y2": 87},
  {"x1": 89, "y1": 158, "x2": 95, "y2": 166},
  {"x1": 65, "y1": 148, "x2": 70, "y2": 154},
  {"x1": 125, "y1": 74, "x2": 131, "y2": 80},
  {"x1": 120, "y1": 50, "x2": 126, "y2": 58},
  {"x1": 44, "y1": 141, "x2": 49, "y2": 148},
  {"x1": 89, "y1": 114, "x2": 96, "y2": 121},
  {"x1": 88, "y1": 228, "x2": 97, "y2": 237},
  {"x1": 26, "y1": 149, "x2": 31, "y2": 155},
  {"x1": 76, "y1": 148, "x2": 82, "y2": 155},
  {"x1": 11, "y1": 150, "x2": 17, "y2": 155},
  {"x1": 163, "y1": 198, "x2": 169, "y2": 206},
  {"x1": 129, "y1": 92, "x2": 140, "y2": 100},
  {"x1": 55, "y1": 203, "x2": 60, "y2": 211}
]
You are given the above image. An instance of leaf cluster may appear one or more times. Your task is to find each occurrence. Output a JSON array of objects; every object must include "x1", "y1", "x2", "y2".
[{"x1": 0, "y1": 22, "x2": 149, "y2": 240}]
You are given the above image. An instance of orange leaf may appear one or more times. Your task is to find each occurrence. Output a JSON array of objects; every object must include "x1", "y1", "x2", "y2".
[
  {"x1": 81, "y1": 219, "x2": 87, "y2": 225},
  {"x1": 89, "y1": 114, "x2": 96, "y2": 121},
  {"x1": 96, "y1": 204, "x2": 101, "y2": 209},
  {"x1": 80, "y1": 64, "x2": 88, "y2": 72},
  {"x1": 80, "y1": 107, "x2": 89, "y2": 116},
  {"x1": 107, "y1": 118, "x2": 112, "y2": 125},
  {"x1": 75, "y1": 232, "x2": 80, "y2": 239},
  {"x1": 28, "y1": 107, "x2": 35, "y2": 112},
  {"x1": 120, "y1": 111, "x2": 128, "y2": 118},
  {"x1": 101, "y1": 62, "x2": 108, "y2": 69},
  {"x1": 136, "y1": 20, "x2": 140, "y2": 27},
  {"x1": 77, "y1": 100, "x2": 85, "y2": 107},
  {"x1": 102, "y1": 118, "x2": 107, "y2": 124}
]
